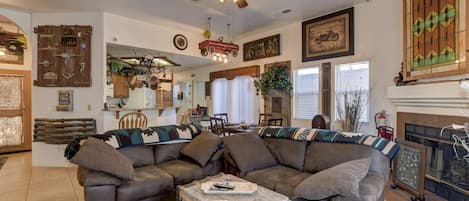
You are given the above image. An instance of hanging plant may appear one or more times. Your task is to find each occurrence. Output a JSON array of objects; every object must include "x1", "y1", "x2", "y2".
[{"x1": 254, "y1": 65, "x2": 293, "y2": 95}]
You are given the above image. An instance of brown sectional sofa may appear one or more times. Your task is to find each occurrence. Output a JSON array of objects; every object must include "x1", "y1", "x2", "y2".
[
  {"x1": 76, "y1": 133, "x2": 390, "y2": 201},
  {"x1": 77, "y1": 143, "x2": 223, "y2": 201},
  {"x1": 223, "y1": 137, "x2": 390, "y2": 201}
]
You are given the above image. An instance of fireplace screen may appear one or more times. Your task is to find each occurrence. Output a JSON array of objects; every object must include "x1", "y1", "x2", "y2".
[{"x1": 405, "y1": 124, "x2": 469, "y2": 199}]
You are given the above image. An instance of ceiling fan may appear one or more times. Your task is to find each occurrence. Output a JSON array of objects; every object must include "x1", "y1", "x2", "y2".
[{"x1": 193, "y1": 0, "x2": 248, "y2": 8}]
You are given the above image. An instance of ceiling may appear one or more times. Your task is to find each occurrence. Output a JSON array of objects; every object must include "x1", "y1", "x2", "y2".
[
  {"x1": 0, "y1": 0, "x2": 367, "y2": 36},
  {"x1": 107, "y1": 43, "x2": 212, "y2": 71}
]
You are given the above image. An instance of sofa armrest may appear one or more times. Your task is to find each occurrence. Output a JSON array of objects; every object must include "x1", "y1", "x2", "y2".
[
  {"x1": 77, "y1": 167, "x2": 123, "y2": 187},
  {"x1": 84, "y1": 185, "x2": 116, "y2": 201}
]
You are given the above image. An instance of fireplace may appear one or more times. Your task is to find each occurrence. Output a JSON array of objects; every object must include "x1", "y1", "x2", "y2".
[{"x1": 397, "y1": 112, "x2": 469, "y2": 200}]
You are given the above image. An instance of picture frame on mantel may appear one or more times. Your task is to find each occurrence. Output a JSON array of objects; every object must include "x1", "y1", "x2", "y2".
[
  {"x1": 403, "y1": 0, "x2": 469, "y2": 81},
  {"x1": 302, "y1": 7, "x2": 354, "y2": 62}
]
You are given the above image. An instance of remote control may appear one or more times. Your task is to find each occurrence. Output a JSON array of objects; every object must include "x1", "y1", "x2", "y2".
[{"x1": 213, "y1": 183, "x2": 235, "y2": 190}]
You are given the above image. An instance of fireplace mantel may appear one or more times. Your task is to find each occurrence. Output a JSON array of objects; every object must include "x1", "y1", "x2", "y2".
[{"x1": 387, "y1": 82, "x2": 469, "y2": 116}]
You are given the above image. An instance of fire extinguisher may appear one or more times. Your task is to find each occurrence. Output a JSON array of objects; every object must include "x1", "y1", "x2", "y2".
[{"x1": 375, "y1": 110, "x2": 394, "y2": 141}]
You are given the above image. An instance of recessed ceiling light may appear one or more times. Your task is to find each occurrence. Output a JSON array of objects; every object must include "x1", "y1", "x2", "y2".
[{"x1": 281, "y1": 9, "x2": 291, "y2": 14}]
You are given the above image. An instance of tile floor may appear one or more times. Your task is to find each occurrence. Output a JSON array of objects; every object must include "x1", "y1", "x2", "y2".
[{"x1": 0, "y1": 151, "x2": 447, "y2": 201}]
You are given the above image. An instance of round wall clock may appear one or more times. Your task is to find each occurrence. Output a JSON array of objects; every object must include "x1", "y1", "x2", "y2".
[{"x1": 173, "y1": 34, "x2": 188, "y2": 50}]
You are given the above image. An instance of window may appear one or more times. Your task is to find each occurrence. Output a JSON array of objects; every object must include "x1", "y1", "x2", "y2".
[
  {"x1": 335, "y1": 61, "x2": 370, "y2": 122},
  {"x1": 211, "y1": 76, "x2": 259, "y2": 124},
  {"x1": 294, "y1": 67, "x2": 320, "y2": 119}
]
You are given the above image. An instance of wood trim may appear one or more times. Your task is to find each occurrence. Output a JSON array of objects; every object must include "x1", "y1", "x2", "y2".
[
  {"x1": 0, "y1": 69, "x2": 32, "y2": 153},
  {"x1": 209, "y1": 65, "x2": 260, "y2": 82},
  {"x1": 396, "y1": 112, "x2": 469, "y2": 139},
  {"x1": 321, "y1": 62, "x2": 331, "y2": 118}
]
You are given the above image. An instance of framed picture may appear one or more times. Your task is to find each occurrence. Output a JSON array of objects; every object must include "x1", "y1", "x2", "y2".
[
  {"x1": 0, "y1": 15, "x2": 27, "y2": 65},
  {"x1": 302, "y1": 8, "x2": 354, "y2": 62},
  {"x1": 56, "y1": 90, "x2": 73, "y2": 112},
  {"x1": 243, "y1": 34, "x2": 280, "y2": 61},
  {"x1": 392, "y1": 138, "x2": 426, "y2": 201},
  {"x1": 403, "y1": 0, "x2": 468, "y2": 81}
]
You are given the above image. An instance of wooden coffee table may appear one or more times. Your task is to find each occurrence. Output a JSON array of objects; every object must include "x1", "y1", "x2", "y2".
[{"x1": 177, "y1": 173, "x2": 290, "y2": 201}]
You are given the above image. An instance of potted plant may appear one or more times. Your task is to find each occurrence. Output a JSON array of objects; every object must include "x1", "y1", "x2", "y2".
[
  {"x1": 335, "y1": 89, "x2": 367, "y2": 132},
  {"x1": 254, "y1": 65, "x2": 293, "y2": 95}
]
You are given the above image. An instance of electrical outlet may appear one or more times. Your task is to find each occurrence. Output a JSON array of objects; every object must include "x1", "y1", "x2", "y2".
[{"x1": 87, "y1": 104, "x2": 92, "y2": 111}]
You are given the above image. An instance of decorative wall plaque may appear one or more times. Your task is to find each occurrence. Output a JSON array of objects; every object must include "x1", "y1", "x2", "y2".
[
  {"x1": 243, "y1": 34, "x2": 280, "y2": 61},
  {"x1": 34, "y1": 25, "x2": 92, "y2": 87},
  {"x1": 56, "y1": 90, "x2": 73, "y2": 112}
]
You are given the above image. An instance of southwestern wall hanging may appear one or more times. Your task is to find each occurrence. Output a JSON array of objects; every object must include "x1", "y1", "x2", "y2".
[
  {"x1": 403, "y1": 0, "x2": 468, "y2": 81},
  {"x1": 34, "y1": 25, "x2": 92, "y2": 87},
  {"x1": 302, "y1": 8, "x2": 354, "y2": 62},
  {"x1": 0, "y1": 15, "x2": 27, "y2": 65},
  {"x1": 243, "y1": 34, "x2": 280, "y2": 61}
]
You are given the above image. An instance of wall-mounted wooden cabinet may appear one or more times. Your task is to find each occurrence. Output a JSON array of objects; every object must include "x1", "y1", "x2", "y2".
[{"x1": 111, "y1": 73, "x2": 129, "y2": 98}]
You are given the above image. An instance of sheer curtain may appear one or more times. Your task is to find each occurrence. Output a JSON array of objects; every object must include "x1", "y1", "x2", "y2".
[{"x1": 211, "y1": 76, "x2": 259, "y2": 124}]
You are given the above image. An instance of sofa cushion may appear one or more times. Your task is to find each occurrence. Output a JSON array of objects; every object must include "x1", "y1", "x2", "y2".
[
  {"x1": 154, "y1": 143, "x2": 188, "y2": 164},
  {"x1": 117, "y1": 166, "x2": 173, "y2": 201},
  {"x1": 157, "y1": 159, "x2": 221, "y2": 185},
  {"x1": 71, "y1": 137, "x2": 135, "y2": 180},
  {"x1": 294, "y1": 158, "x2": 371, "y2": 200},
  {"x1": 181, "y1": 132, "x2": 222, "y2": 166},
  {"x1": 223, "y1": 134, "x2": 278, "y2": 174},
  {"x1": 304, "y1": 142, "x2": 389, "y2": 178},
  {"x1": 264, "y1": 138, "x2": 307, "y2": 170},
  {"x1": 243, "y1": 166, "x2": 312, "y2": 198},
  {"x1": 118, "y1": 145, "x2": 155, "y2": 168}
]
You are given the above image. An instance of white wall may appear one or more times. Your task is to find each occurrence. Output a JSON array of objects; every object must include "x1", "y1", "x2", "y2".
[
  {"x1": 0, "y1": 8, "x2": 32, "y2": 70},
  {"x1": 175, "y1": 0, "x2": 403, "y2": 135},
  {"x1": 31, "y1": 12, "x2": 105, "y2": 166}
]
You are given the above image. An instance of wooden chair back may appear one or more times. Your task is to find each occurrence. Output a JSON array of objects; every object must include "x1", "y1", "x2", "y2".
[
  {"x1": 210, "y1": 117, "x2": 226, "y2": 136},
  {"x1": 311, "y1": 114, "x2": 330, "y2": 129},
  {"x1": 214, "y1": 113, "x2": 229, "y2": 123},
  {"x1": 119, "y1": 112, "x2": 148, "y2": 129},
  {"x1": 258, "y1": 113, "x2": 273, "y2": 126},
  {"x1": 268, "y1": 118, "x2": 283, "y2": 126}
]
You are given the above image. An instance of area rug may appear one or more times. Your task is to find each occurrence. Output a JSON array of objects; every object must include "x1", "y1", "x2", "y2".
[{"x1": 0, "y1": 157, "x2": 8, "y2": 171}]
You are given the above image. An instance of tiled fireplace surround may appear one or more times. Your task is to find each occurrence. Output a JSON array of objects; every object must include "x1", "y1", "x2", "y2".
[{"x1": 388, "y1": 82, "x2": 469, "y2": 200}]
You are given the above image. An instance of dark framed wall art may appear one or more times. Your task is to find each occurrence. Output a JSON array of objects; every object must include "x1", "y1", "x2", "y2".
[
  {"x1": 243, "y1": 34, "x2": 280, "y2": 61},
  {"x1": 302, "y1": 8, "x2": 354, "y2": 62}
]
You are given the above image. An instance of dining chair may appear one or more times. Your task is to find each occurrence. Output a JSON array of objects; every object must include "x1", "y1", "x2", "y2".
[
  {"x1": 119, "y1": 112, "x2": 148, "y2": 129},
  {"x1": 213, "y1": 113, "x2": 229, "y2": 124},
  {"x1": 267, "y1": 118, "x2": 283, "y2": 126},
  {"x1": 312, "y1": 114, "x2": 330, "y2": 129},
  {"x1": 210, "y1": 117, "x2": 226, "y2": 137},
  {"x1": 258, "y1": 113, "x2": 273, "y2": 126}
]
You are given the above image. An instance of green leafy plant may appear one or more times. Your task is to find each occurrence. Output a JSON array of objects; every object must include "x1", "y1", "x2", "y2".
[
  {"x1": 107, "y1": 57, "x2": 124, "y2": 73},
  {"x1": 254, "y1": 65, "x2": 293, "y2": 95}
]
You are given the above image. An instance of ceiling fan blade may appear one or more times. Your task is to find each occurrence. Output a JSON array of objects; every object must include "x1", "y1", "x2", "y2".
[{"x1": 236, "y1": 0, "x2": 248, "y2": 8}]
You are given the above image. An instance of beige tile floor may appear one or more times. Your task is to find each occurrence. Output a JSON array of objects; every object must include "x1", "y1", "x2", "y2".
[
  {"x1": 0, "y1": 152, "x2": 83, "y2": 201},
  {"x1": 0, "y1": 151, "x2": 447, "y2": 201}
]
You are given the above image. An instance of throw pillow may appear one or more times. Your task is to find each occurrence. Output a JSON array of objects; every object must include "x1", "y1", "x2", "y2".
[
  {"x1": 180, "y1": 132, "x2": 222, "y2": 166},
  {"x1": 222, "y1": 134, "x2": 278, "y2": 174},
  {"x1": 154, "y1": 143, "x2": 188, "y2": 164},
  {"x1": 264, "y1": 138, "x2": 307, "y2": 170},
  {"x1": 294, "y1": 158, "x2": 371, "y2": 200},
  {"x1": 71, "y1": 137, "x2": 135, "y2": 180}
]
